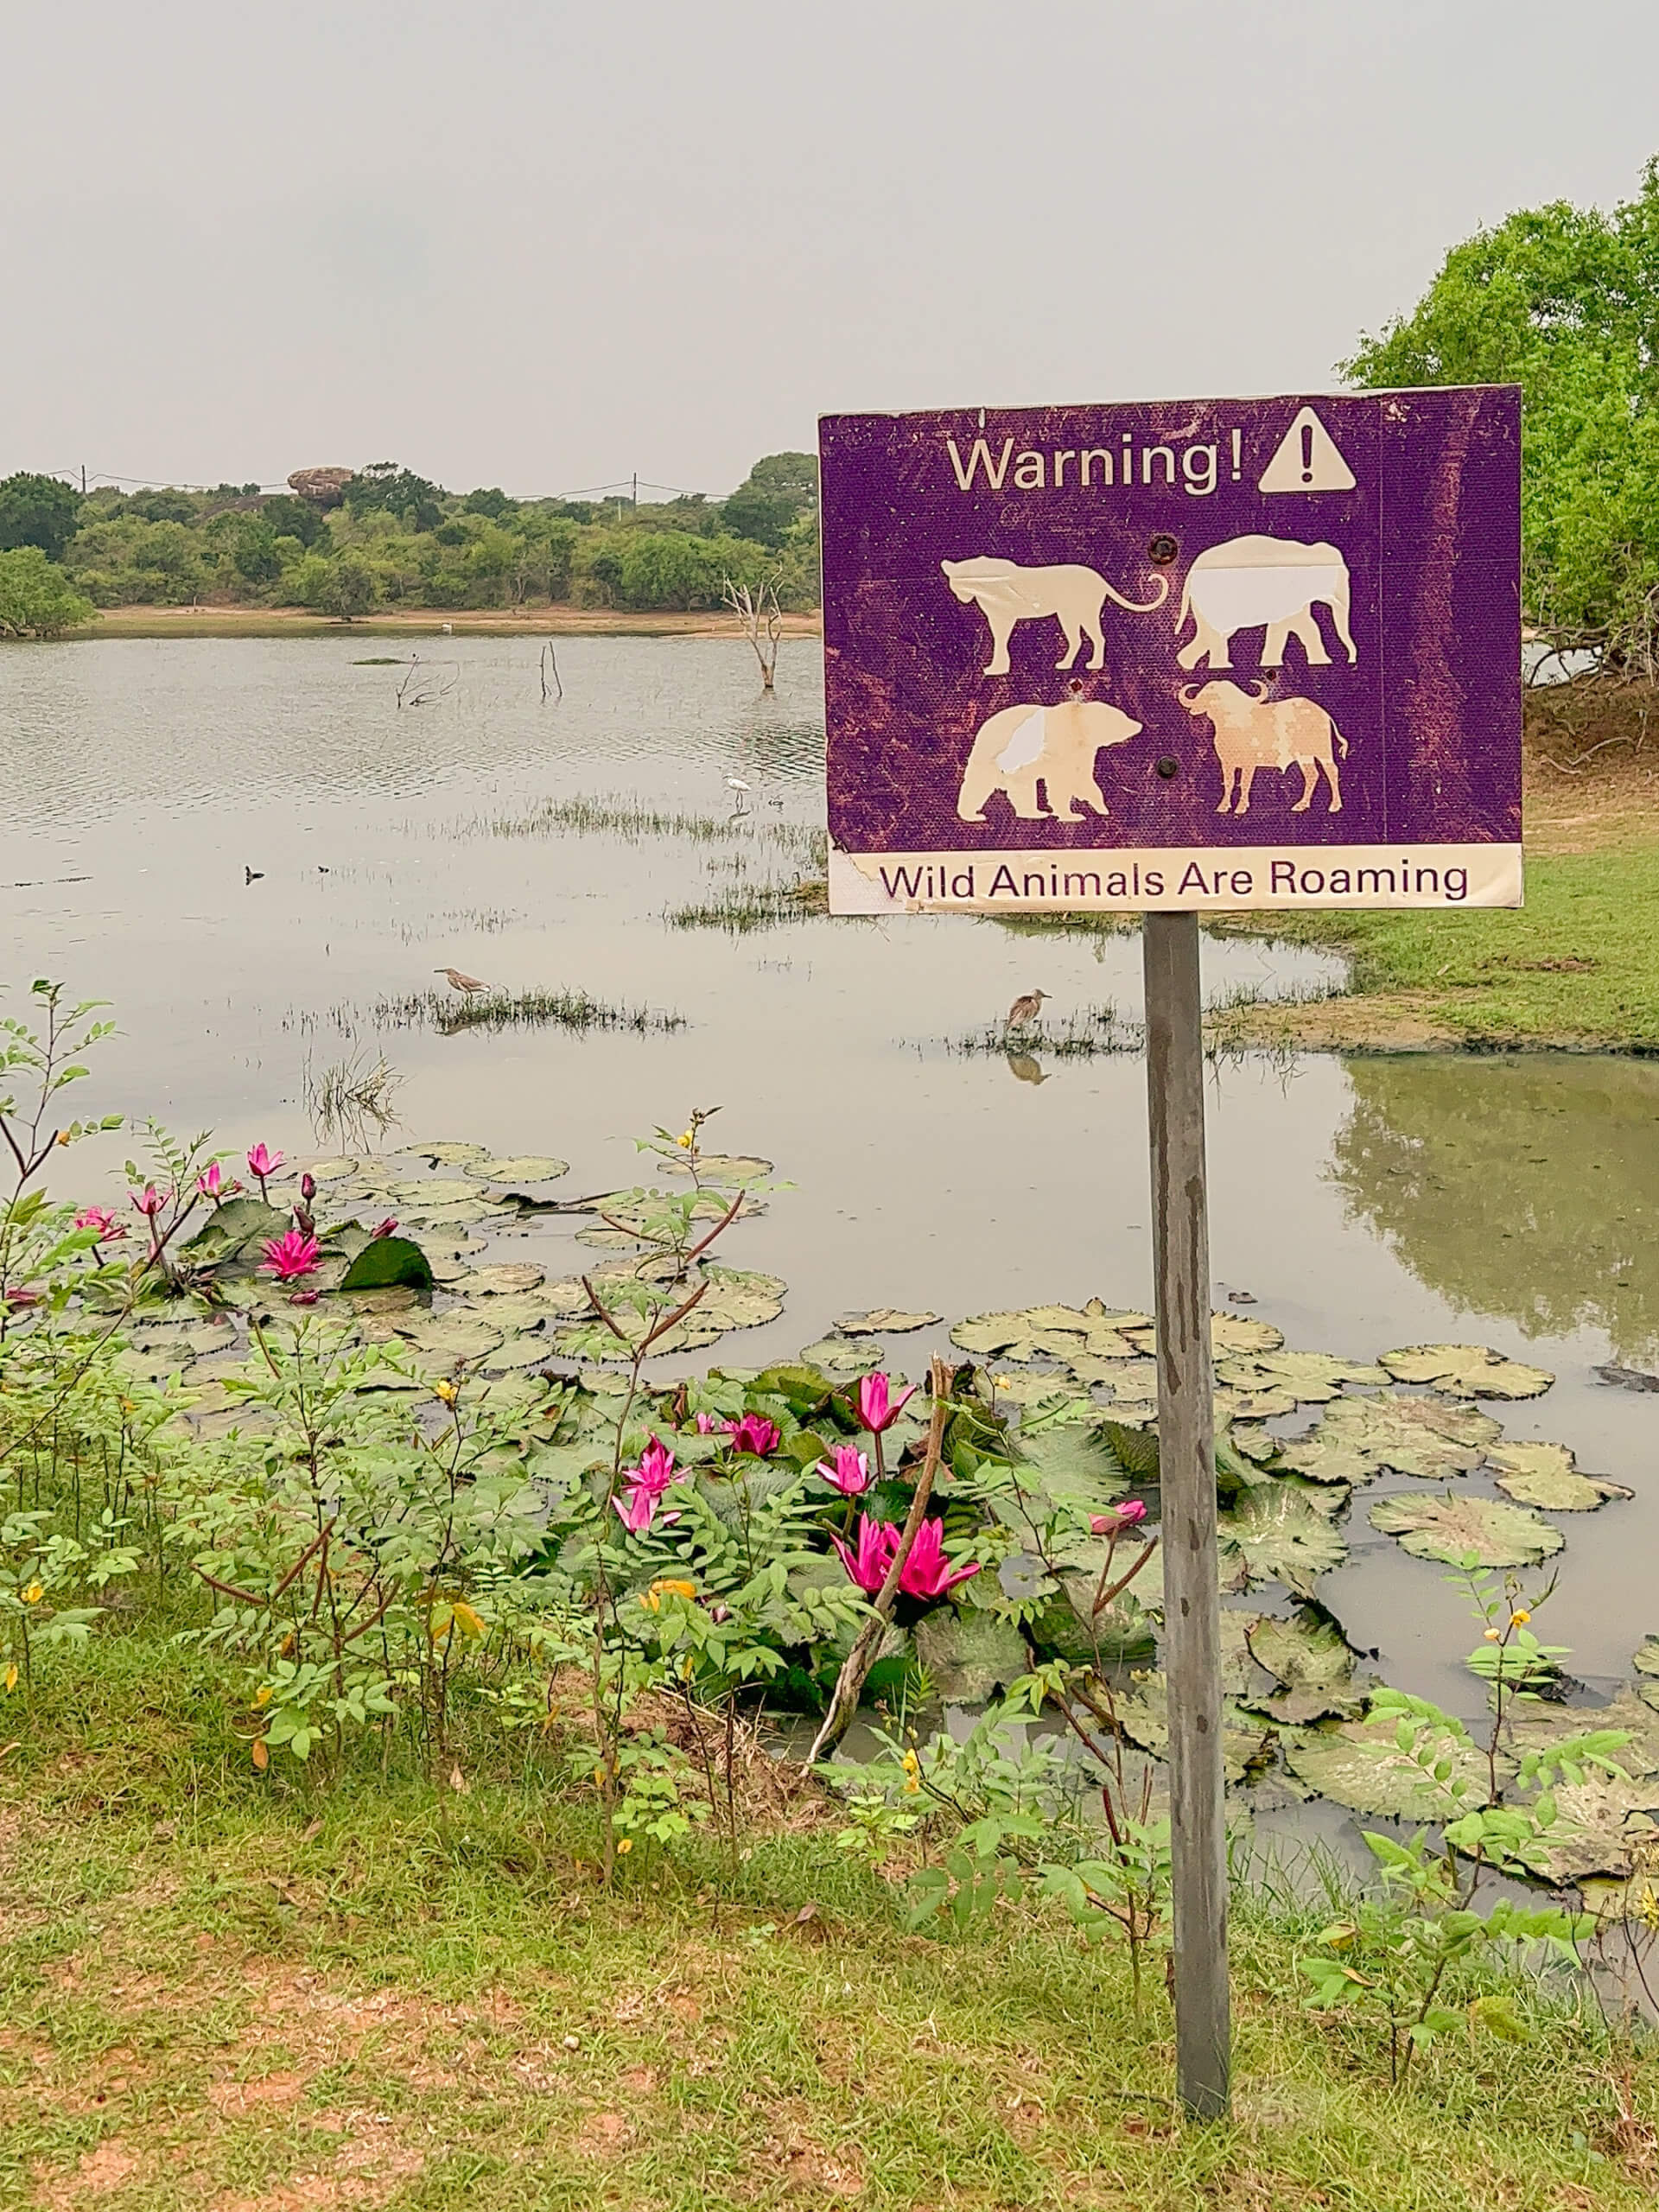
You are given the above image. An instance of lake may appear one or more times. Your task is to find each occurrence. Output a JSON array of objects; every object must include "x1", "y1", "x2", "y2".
[{"x1": 4, "y1": 632, "x2": 1657, "y2": 1718}]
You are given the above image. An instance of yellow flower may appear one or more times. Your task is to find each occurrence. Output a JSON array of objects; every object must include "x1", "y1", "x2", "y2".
[
  {"x1": 433, "y1": 1380, "x2": 460, "y2": 1407},
  {"x1": 594, "y1": 1765, "x2": 607, "y2": 1788},
  {"x1": 55, "y1": 1130, "x2": 71, "y2": 1147},
  {"x1": 639, "y1": 1592, "x2": 662, "y2": 1613},
  {"x1": 900, "y1": 1749, "x2": 922, "y2": 1796},
  {"x1": 616, "y1": 1838, "x2": 633, "y2": 1854},
  {"x1": 676, "y1": 1131, "x2": 694, "y2": 1149},
  {"x1": 650, "y1": 1578, "x2": 697, "y2": 1603},
  {"x1": 1484, "y1": 1628, "x2": 1501, "y2": 1642},
  {"x1": 254, "y1": 1684, "x2": 273, "y2": 1707},
  {"x1": 1510, "y1": 1609, "x2": 1532, "y2": 1627},
  {"x1": 21, "y1": 1583, "x2": 43, "y2": 1605},
  {"x1": 3, "y1": 1664, "x2": 16, "y2": 1693}
]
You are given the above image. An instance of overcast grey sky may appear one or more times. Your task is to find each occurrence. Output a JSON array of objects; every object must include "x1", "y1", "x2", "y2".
[{"x1": 6, "y1": 0, "x2": 1657, "y2": 499}]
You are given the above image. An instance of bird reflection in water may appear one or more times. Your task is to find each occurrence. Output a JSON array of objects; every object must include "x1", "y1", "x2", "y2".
[{"x1": 1005, "y1": 1052, "x2": 1052, "y2": 1086}]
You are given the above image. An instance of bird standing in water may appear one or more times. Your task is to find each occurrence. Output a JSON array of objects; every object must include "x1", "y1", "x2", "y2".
[
  {"x1": 1005, "y1": 988, "x2": 1048, "y2": 1032},
  {"x1": 435, "y1": 967, "x2": 489, "y2": 996}
]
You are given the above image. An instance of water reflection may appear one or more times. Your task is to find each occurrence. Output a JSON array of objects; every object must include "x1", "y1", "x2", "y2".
[{"x1": 1332, "y1": 1054, "x2": 1659, "y2": 1362}]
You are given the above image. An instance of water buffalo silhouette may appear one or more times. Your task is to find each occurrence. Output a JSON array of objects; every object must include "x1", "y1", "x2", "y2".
[
  {"x1": 957, "y1": 696, "x2": 1143, "y2": 822},
  {"x1": 1174, "y1": 536, "x2": 1357, "y2": 672},
  {"x1": 942, "y1": 556, "x2": 1168, "y2": 677},
  {"x1": 1179, "y1": 679, "x2": 1347, "y2": 816}
]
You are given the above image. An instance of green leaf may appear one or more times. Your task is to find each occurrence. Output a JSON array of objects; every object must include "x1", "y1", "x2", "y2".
[
  {"x1": 1218, "y1": 1481, "x2": 1348, "y2": 1597},
  {"x1": 1368, "y1": 1491, "x2": 1564, "y2": 1568},
  {"x1": 912, "y1": 1609, "x2": 1030, "y2": 1701},
  {"x1": 1485, "y1": 1440, "x2": 1631, "y2": 1511},
  {"x1": 1245, "y1": 1607, "x2": 1367, "y2": 1725},
  {"x1": 340, "y1": 1236, "x2": 435, "y2": 1292},
  {"x1": 1280, "y1": 1393, "x2": 1501, "y2": 1485},
  {"x1": 1214, "y1": 1348, "x2": 1389, "y2": 1402},
  {"x1": 1377, "y1": 1343, "x2": 1555, "y2": 1400}
]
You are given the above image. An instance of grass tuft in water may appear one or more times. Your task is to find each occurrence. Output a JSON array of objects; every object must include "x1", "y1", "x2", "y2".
[
  {"x1": 952, "y1": 1004, "x2": 1142, "y2": 1057},
  {"x1": 667, "y1": 877, "x2": 831, "y2": 932},
  {"x1": 481, "y1": 791, "x2": 826, "y2": 863},
  {"x1": 375, "y1": 988, "x2": 687, "y2": 1036},
  {"x1": 303, "y1": 1049, "x2": 404, "y2": 1143}
]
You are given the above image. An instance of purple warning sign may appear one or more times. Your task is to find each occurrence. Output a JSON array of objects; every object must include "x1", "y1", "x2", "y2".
[{"x1": 819, "y1": 387, "x2": 1521, "y2": 912}]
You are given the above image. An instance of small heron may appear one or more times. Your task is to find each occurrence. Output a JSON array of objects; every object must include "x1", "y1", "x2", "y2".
[
  {"x1": 727, "y1": 775, "x2": 752, "y2": 817},
  {"x1": 435, "y1": 966, "x2": 489, "y2": 996},
  {"x1": 1005, "y1": 987, "x2": 1049, "y2": 1031}
]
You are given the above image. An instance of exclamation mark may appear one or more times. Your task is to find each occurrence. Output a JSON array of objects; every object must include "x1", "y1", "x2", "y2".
[
  {"x1": 1300, "y1": 421, "x2": 1314, "y2": 484},
  {"x1": 1230, "y1": 429, "x2": 1242, "y2": 480}
]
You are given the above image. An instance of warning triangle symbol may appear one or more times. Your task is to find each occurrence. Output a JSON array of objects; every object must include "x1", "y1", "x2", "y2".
[{"x1": 1258, "y1": 404, "x2": 1356, "y2": 493}]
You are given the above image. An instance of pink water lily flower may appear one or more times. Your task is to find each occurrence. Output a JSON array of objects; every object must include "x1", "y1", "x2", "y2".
[
  {"x1": 830, "y1": 1516, "x2": 898, "y2": 1596},
  {"x1": 245, "y1": 1142, "x2": 283, "y2": 1198},
  {"x1": 894, "y1": 1517, "x2": 981, "y2": 1601},
  {"x1": 854, "y1": 1371, "x2": 916, "y2": 1435},
  {"x1": 613, "y1": 1480, "x2": 682, "y2": 1536},
  {"x1": 258, "y1": 1230, "x2": 321, "y2": 1281},
  {"x1": 726, "y1": 1413, "x2": 781, "y2": 1458},
  {"x1": 694, "y1": 1412, "x2": 721, "y2": 1433},
  {"x1": 74, "y1": 1207, "x2": 125, "y2": 1242},
  {"x1": 197, "y1": 1162, "x2": 241, "y2": 1203},
  {"x1": 629, "y1": 1436, "x2": 677, "y2": 1497},
  {"x1": 1091, "y1": 1500, "x2": 1148, "y2": 1535},
  {"x1": 816, "y1": 1444, "x2": 872, "y2": 1497},
  {"x1": 372, "y1": 1217, "x2": 398, "y2": 1240},
  {"x1": 129, "y1": 1185, "x2": 168, "y2": 1218}
]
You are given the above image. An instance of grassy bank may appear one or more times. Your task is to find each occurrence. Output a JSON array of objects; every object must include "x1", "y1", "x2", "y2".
[
  {"x1": 6, "y1": 1643, "x2": 1656, "y2": 2212},
  {"x1": 68, "y1": 604, "x2": 824, "y2": 641},
  {"x1": 1205, "y1": 683, "x2": 1659, "y2": 1053}
]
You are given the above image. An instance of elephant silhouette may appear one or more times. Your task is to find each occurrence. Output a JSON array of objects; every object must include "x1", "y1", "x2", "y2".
[
  {"x1": 942, "y1": 556, "x2": 1168, "y2": 677},
  {"x1": 957, "y1": 696, "x2": 1143, "y2": 822},
  {"x1": 1175, "y1": 536, "x2": 1357, "y2": 671}
]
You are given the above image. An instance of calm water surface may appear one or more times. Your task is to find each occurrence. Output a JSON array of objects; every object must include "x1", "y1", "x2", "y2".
[{"x1": 3, "y1": 635, "x2": 1657, "y2": 1718}]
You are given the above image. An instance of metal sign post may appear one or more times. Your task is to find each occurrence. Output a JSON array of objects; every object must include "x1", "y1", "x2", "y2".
[
  {"x1": 1142, "y1": 910, "x2": 1229, "y2": 2117},
  {"x1": 815, "y1": 383, "x2": 1520, "y2": 2126}
]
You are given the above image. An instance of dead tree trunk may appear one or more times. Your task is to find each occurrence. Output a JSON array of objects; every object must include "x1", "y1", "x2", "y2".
[{"x1": 721, "y1": 573, "x2": 784, "y2": 693}]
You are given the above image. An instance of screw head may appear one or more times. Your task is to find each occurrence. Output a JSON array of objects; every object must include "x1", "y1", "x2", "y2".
[
  {"x1": 1147, "y1": 533, "x2": 1179, "y2": 566},
  {"x1": 1155, "y1": 757, "x2": 1180, "y2": 780}
]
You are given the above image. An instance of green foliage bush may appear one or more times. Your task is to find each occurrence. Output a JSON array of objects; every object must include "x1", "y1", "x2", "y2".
[
  {"x1": 1346, "y1": 156, "x2": 1659, "y2": 664},
  {"x1": 0, "y1": 548, "x2": 96, "y2": 638},
  {"x1": 40, "y1": 451, "x2": 818, "y2": 614}
]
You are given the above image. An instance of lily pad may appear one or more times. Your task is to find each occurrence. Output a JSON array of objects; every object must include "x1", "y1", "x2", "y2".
[
  {"x1": 340, "y1": 1236, "x2": 435, "y2": 1293},
  {"x1": 1534, "y1": 1779, "x2": 1659, "y2": 1885},
  {"x1": 951, "y1": 1306, "x2": 1145, "y2": 1366},
  {"x1": 1014, "y1": 1425, "x2": 1132, "y2": 1519},
  {"x1": 393, "y1": 1312, "x2": 506, "y2": 1363},
  {"x1": 837, "y1": 1309, "x2": 940, "y2": 1335},
  {"x1": 1485, "y1": 1440, "x2": 1632, "y2": 1513},
  {"x1": 1510, "y1": 1687, "x2": 1659, "y2": 1779},
  {"x1": 696, "y1": 1266, "x2": 786, "y2": 1331},
  {"x1": 1287, "y1": 1716, "x2": 1498, "y2": 1820},
  {"x1": 1369, "y1": 1491, "x2": 1563, "y2": 1568},
  {"x1": 1214, "y1": 1382, "x2": 1299, "y2": 1422},
  {"x1": 798, "y1": 1336, "x2": 873, "y2": 1376},
  {"x1": 664, "y1": 1153, "x2": 772, "y2": 1188},
  {"x1": 1377, "y1": 1343, "x2": 1554, "y2": 1400},
  {"x1": 1109, "y1": 1675, "x2": 1280, "y2": 1785},
  {"x1": 912, "y1": 1609, "x2": 1030, "y2": 1702},
  {"x1": 468, "y1": 1262, "x2": 548, "y2": 1294},
  {"x1": 1215, "y1": 1349, "x2": 1389, "y2": 1402},
  {"x1": 397, "y1": 1141, "x2": 492, "y2": 1165},
  {"x1": 181, "y1": 1196, "x2": 291, "y2": 1263},
  {"x1": 1218, "y1": 1482, "x2": 1348, "y2": 1598},
  {"x1": 483, "y1": 1332, "x2": 558, "y2": 1371},
  {"x1": 466, "y1": 1155, "x2": 569, "y2": 1184},
  {"x1": 1245, "y1": 1609, "x2": 1366, "y2": 1725},
  {"x1": 1634, "y1": 1637, "x2": 1659, "y2": 1681},
  {"x1": 1119, "y1": 1313, "x2": 1287, "y2": 1358},
  {"x1": 296, "y1": 1156, "x2": 360, "y2": 1183},
  {"x1": 1279, "y1": 1394, "x2": 1501, "y2": 1485},
  {"x1": 385, "y1": 1177, "x2": 481, "y2": 1205}
]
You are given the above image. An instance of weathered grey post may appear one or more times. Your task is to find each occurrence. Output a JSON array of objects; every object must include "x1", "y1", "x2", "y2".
[{"x1": 1142, "y1": 910, "x2": 1230, "y2": 2119}]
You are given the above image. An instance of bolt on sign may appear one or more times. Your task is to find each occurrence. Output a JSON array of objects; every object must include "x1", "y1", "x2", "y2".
[{"x1": 819, "y1": 388, "x2": 1521, "y2": 913}]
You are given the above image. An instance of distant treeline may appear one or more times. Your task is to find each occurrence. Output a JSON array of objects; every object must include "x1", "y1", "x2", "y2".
[{"x1": 0, "y1": 452, "x2": 819, "y2": 630}]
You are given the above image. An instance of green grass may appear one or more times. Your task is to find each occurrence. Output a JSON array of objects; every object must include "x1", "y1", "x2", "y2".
[
  {"x1": 4, "y1": 1640, "x2": 1658, "y2": 2211},
  {"x1": 1217, "y1": 846, "x2": 1659, "y2": 1050}
]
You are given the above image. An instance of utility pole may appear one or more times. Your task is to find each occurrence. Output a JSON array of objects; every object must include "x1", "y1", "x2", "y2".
[
  {"x1": 632, "y1": 472, "x2": 639, "y2": 508},
  {"x1": 80, "y1": 465, "x2": 87, "y2": 496}
]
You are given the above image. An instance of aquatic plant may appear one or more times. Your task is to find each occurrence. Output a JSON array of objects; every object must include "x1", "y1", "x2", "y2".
[{"x1": 374, "y1": 986, "x2": 686, "y2": 1037}]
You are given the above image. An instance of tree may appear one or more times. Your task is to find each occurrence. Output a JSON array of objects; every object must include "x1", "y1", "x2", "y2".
[
  {"x1": 618, "y1": 531, "x2": 709, "y2": 610},
  {"x1": 257, "y1": 494, "x2": 326, "y2": 549},
  {"x1": 0, "y1": 547, "x2": 97, "y2": 637},
  {"x1": 720, "y1": 450, "x2": 818, "y2": 549},
  {"x1": 1344, "y1": 158, "x2": 1659, "y2": 666},
  {"x1": 461, "y1": 486, "x2": 516, "y2": 519},
  {"x1": 0, "y1": 474, "x2": 82, "y2": 563},
  {"x1": 320, "y1": 553, "x2": 377, "y2": 621},
  {"x1": 344, "y1": 463, "x2": 445, "y2": 532}
]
